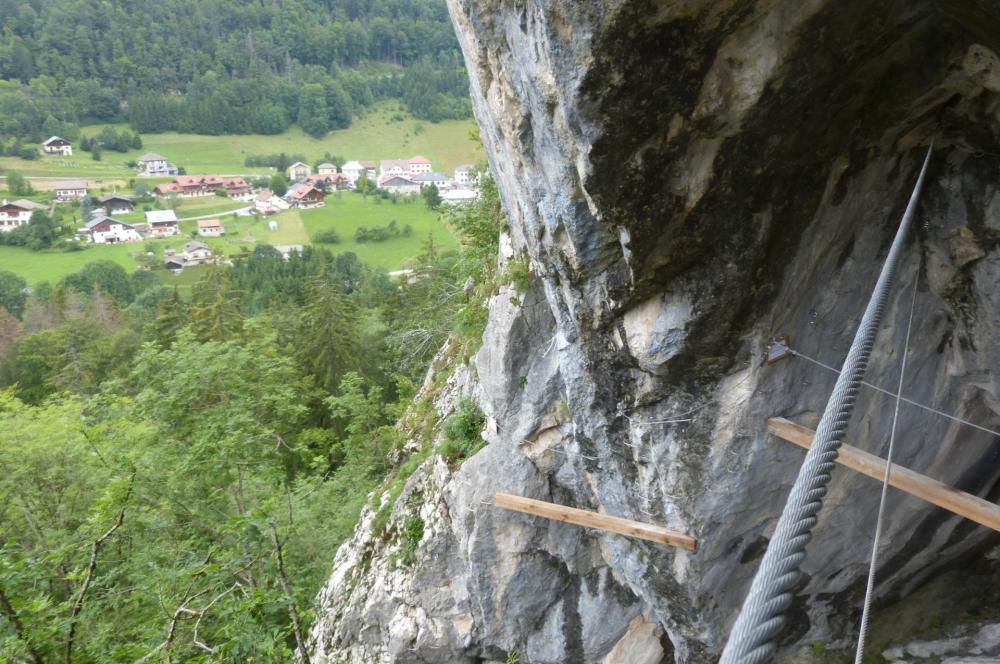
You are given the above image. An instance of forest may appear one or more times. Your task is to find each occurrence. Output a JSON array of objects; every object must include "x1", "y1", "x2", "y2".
[
  {"x1": 0, "y1": 177, "x2": 505, "y2": 661},
  {"x1": 0, "y1": 0, "x2": 471, "y2": 139}
]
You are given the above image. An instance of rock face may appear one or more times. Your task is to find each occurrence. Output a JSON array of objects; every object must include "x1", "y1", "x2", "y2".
[{"x1": 308, "y1": 1, "x2": 1000, "y2": 662}]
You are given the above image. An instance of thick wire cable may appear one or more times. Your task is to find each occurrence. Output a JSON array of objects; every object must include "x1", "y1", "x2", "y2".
[
  {"x1": 719, "y1": 144, "x2": 933, "y2": 664},
  {"x1": 853, "y1": 274, "x2": 919, "y2": 664},
  {"x1": 788, "y1": 350, "x2": 1000, "y2": 439}
]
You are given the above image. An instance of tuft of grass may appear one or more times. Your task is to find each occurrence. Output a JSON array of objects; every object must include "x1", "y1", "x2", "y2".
[{"x1": 437, "y1": 398, "x2": 486, "y2": 465}]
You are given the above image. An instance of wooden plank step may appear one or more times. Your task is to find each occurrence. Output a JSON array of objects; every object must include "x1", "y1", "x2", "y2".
[
  {"x1": 767, "y1": 417, "x2": 1000, "y2": 533},
  {"x1": 493, "y1": 492, "x2": 697, "y2": 550}
]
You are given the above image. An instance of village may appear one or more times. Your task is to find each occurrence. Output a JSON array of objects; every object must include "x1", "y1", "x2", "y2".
[{"x1": 0, "y1": 136, "x2": 480, "y2": 273}]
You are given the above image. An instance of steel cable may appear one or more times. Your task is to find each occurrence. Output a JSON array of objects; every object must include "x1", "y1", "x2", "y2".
[{"x1": 719, "y1": 144, "x2": 933, "y2": 664}]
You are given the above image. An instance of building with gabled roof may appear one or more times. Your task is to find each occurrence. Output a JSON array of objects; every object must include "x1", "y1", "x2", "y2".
[
  {"x1": 53, "y1": 180, "x2": 88, "y2": 201},
  {"x1": 83, "y1": 213, "x2": 141, "y2": 244},
  {"x1": 0, "y1": 199, "x2": 46, "y2": 232},
  {"x1": 42, "y1": 136, "x2": 72, "y2": 156},
  {"x1": 285, "y1": 183, "x2": 325, "y2": 208},
  {"x1": 145, "y1": 209, "x2": 180, "y2": 237}
]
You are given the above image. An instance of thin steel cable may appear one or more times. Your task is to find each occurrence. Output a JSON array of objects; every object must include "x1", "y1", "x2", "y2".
[
  {"x1": 789, "y1": 350, "x2": 1000, "y2": 439},
  {"x1": 720, "y1": 144, "x2": 933, "y2": 664},
  {"x1": 854, "y1": 274, "x2": 919, "y2": 664}
]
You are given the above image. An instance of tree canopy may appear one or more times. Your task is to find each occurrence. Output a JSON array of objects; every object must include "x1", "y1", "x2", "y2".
[{"x1": 0, "y1": 0, "x2": 472, "y2": 139}]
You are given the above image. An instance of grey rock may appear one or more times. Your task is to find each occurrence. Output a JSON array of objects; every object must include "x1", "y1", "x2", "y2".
[{"x1": 309, "y1": 1, "x2": 1000, "y2": 662}]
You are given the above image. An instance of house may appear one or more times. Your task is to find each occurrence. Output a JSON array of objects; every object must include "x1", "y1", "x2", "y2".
[
  {"x1": 96, "y1": 195, "x2": 134, "y2": 215},
  {"x1": 0, "y1": 199, "x2": 45, "y2": 232},
  {"x1": 454, "y1": 165, "x2": 476, "y2": 186},
  {"x1": 42, "y1": 136, "x2": 73, "y2": 156},
  {"x1": 406, "y1": 155, "x2": 432, "y2": 176},
  {"x1": 317, "y1": 163, "x2": 338, "y2": 175},
  {"x1": 83, "y1": 214, "x2": 142, "y2": 244},
  {"x1": 341, "y1": 160, "x2": 377, "y2": 184},
  {"x1": 52, "y1": 180, "x2": 88, "y2": 201},
  {"x1": 413, "y1": 172, "x2": 451, "y2": 188},
  {"x1": 379, "y1": 159, "x2": 410, "y2": 182},
  {"x1": 254, "y1": 189, "x2": 289, "y2": 215},
  {"x1": 137, "y1": 152, "x2": 177, "y2": 176},
  {"x1": 183, "y1": 241, "x2": 212, "y2": 263},
  {"x1": 285, "y1": 183, "x2": 325, "y2": 208},
  {"x1": 164, "y1": 257, "x2": 185, "y2": 272},
  {"x1": 156, "y1": 175, "x2": 224, "y2": 197},
  {"x1": 341, "y1": 160, "x2": 365, "y2": 183},
  {"x1": 145, "y1": 209, "x2": 180, "y2": 237},
  {"x1": 221, "y1": 177, "x2": 253, "y2": 201},
  {"x1": 306, "y1": 173, "x2": 352, "y2": 191},
  {"x1": 381, "y1": 176, "x2": 421, "y2": 196},
  {"x1": 287, "y1": 162, "x2": 311, "y2": 181},
  {"x1": 197, "y1": 219, "x2": 224, "y2": 237}
]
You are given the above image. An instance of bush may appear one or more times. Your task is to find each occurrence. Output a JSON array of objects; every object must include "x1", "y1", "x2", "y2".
[
  {"x1": 438, "y1": 398, "x2": 485, "y2": 464},
  {"x1": 314, "y1": 229, "x2": 341, "y2": 244}
]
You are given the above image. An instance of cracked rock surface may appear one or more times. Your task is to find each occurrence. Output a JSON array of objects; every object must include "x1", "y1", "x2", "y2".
[{"x1": 308, "y1": 1, "x2": 1000, "y2": 662}]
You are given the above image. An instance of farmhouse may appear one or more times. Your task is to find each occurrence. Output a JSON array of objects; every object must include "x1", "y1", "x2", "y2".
[
  {"x1": 0, "y1": 199, "x2": 46, "y2": 232},
  {"x1": 145, "y1": 209, "x2": 180, "y2": 237},
  {"x1": 42, "y1": 136, "x2": 73, "y2": 156},
  {"x1": 183, "y1": 241, "x2": 212, "y2": 263},
  {"x1": 413, "y1": 172, "x2": 451, "y2": 188},
  {"x1": 84, "y1": 214, "x2": 142, "y2": 244},
  {"x1": 137, "y1": 152, "x2": 178, "y2": 176},
  {"x1": 285, "y1": 183, "x2": 325, "y2": 208},
  {"x1": 306, "y1": 173, "x2": 352, "y2": 191},
  {"x1": 52, "y1": 180, "x2": 88, "y2": 201},
  {"x1": 197, "y1": 219, "x2": 224, "y2": 237},
  {"x1": 96, "y1": 194, "x2": 135, "y2": 215},
  {"x1": 222, "y1": 177, "x2": 253, "y2": 200},
  {"x1": 255, "y1": 190, "x2": 289, "y2": 215},
  {"x1": 317, "y1": 163, "x2": 338, "y2": 175},
  {"x1": 287, "y1": 162, "x2": 312, "y2": 181},
  {"x1": 381, "y1": 176, "x2": 421, "y2": 195}
]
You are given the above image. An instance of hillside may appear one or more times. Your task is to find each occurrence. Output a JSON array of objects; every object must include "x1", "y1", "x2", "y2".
[
  {"x1": 0, "y1": 103, "x2": 482, "y2": 179},
  {"x1": 0, "y1": 0, "x2": 469, "y2": 140}
]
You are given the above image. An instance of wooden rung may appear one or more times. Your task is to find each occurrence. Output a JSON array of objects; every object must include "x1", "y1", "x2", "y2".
[
  {"x1": 492, "y1": 492, "x2": 697, "y2": 550},
  {"x1": 767, "y1": 417, "x2": 1000, "y2": 533}
]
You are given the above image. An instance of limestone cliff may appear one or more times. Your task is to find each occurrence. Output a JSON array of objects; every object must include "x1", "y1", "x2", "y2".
[{"x1": 308, "y1": 1, "x2": 1000, "y2": 662}]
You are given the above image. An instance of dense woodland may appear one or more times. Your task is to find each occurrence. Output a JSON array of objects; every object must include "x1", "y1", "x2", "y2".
[
  {"x1": 0, "y1": 0, "x2": 471, "y2": 139},
  {"x1": 0, "y1": 175, "x2": 504, "y2": 661}
]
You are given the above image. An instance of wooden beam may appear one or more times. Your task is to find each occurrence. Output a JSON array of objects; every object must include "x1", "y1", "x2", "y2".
[
  {"x1": 767, "y1": 417, "x2": 1000, "y2": 533},
  {"x1": 492, "y1": 492, "x2": 697, "y2": 550}
]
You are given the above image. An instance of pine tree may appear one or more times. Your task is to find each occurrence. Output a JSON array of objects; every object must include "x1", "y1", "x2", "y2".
[
  {"x1": 189, "y1": 265, "x2": 243, "y2": 342},
  {"x1": 295, "y1": 276, "x2": 361, "y2": 393},
  {"x1": 153, "y1": 288, "x2": 187, "y2": 347}
]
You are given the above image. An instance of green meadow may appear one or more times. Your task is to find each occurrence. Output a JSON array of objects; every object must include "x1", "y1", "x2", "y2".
[
  {"x1": 301, "y1": 193, "x2": 458, "y2": 270},
  {"x1": 0, "y1": 194, "x2": 457, "y2": 287},
  {"x1": 0, "y1": 103, "x2": 482, "y2": 181}
]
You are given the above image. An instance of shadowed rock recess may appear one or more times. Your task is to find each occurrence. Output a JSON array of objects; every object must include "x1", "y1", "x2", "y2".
[{"x1": 308, "y1": 1, "x2": 1000, "y2": 662}]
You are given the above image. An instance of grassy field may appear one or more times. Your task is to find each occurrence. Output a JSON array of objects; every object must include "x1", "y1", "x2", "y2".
[
  {"x1": 0, "y1": 102, "x2": 483, "y2": 181},
  {"x1": 301, "y1": 193, "x2": 458, "y2": 270},
  {"x1": 0, "y1": 194, "x2": 454, "y2": 286},
  {"x1": 117, "y1": 197, "x2": 249, "y2": 223},
  {"x1": 0, "y1": 244, "x2": 142, "y2": 286}
]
